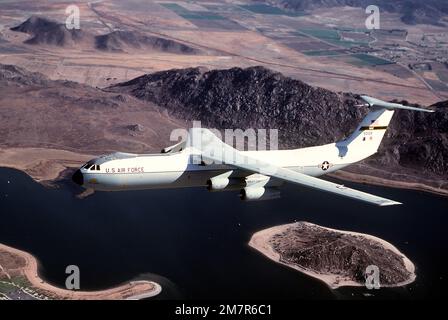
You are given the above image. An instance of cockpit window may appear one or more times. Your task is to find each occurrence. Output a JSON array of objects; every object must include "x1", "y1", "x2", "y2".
[
  {"x1": 82, "y1": 161, "x2": 100, "y2": 171},
  {"x1": 83, "y1": 161, "x2": 95, "y2": 169}
]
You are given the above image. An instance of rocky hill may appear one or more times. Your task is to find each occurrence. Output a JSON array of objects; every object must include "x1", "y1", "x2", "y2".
[
  {"x1": 108, "y1": 66, "x2": 363, "y2": 148},
  {"x1": 95, "y1": 30, "x2": 200, "y2": 54},
  {"x1": 10, "y1": 16, "x2": 86, "y2": 46},
  {"x1": 108, "y1": 66, "x2": 446, "y2": 178},
  {"x1": 261, "y1": 0, "x2": 448, "y2": 25},
  {"x1": 10, "y1": 16, "x2": 201, "y2": 54}
]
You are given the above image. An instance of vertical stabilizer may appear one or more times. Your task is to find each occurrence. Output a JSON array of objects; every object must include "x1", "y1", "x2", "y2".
[
  {"x1": 338, "y1": 96, "x2": 433, "y2": 162},
  {"x1": 338, "y1": 107, "x2": 394, "y2": 160}
]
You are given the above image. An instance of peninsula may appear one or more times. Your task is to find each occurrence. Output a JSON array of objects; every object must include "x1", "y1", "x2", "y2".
[{"x1": 0, "y1": 243, "x2": 161, "y2": 300}]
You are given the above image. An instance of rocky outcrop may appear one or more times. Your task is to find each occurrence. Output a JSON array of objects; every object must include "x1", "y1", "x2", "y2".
[
  {"x1": 375, "y1": 100, "x2": 448, "y2": 175},
  {"x1": 0, "y1": 64, "x2": 49, "y2": 86},
  {"x1": 108, "y1": 66, "x2": 364, "y2": 148},
  {"x1": 95, "y1": 30, "x2": 200, "y2": 54}
]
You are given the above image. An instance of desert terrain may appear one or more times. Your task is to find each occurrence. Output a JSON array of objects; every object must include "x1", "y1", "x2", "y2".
[{"x1": 0, "y1": 0, "x2": 445, "y2": 104}]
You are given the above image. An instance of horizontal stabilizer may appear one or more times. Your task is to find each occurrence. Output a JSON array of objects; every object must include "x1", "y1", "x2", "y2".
[{"x1": 361, "y1": 95, "x2": 434, "y2": 113}]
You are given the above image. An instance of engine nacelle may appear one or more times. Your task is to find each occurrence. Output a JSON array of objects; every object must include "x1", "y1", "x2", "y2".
[
  {"x1": 207, "y1": 177, "x2": 229, "y2": 190},
  {"x1": 207, "y1": 177, "x2": 245, "y2": 191},
  {"x1": 240, "y1": 186, "x2": 281, "y2": 201}
]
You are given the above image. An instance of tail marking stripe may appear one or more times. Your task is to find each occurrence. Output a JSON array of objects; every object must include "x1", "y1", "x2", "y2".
[{"x1": 359, "y1": 126, "x2": 388, "y2": 131}]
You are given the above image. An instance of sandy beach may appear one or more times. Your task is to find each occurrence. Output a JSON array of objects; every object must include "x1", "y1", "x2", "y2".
[
  {"x1": 0, "y1": 243, "x2": 161, "y2": 300},
  {"x1": 249, "y1": 222, "x2": 416, "y2": 289}
]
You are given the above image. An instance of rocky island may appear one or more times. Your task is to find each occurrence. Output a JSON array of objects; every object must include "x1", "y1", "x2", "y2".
[{"x1": 249, "y1": 222, "x2": 416, "y2": 289}]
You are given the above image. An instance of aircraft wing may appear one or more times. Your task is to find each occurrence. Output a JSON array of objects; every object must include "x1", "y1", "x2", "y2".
[{"x1": 192, "y1": 128, "x2": 401, "y2": 206}]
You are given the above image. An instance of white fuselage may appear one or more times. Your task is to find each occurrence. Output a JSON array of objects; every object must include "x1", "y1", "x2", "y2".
[
  {"x1": 75, "y1": 141, "x2": 361, "y2": 191},
  {"x1": 72, "y1": 107, "x2": 394, "y2": 192}
]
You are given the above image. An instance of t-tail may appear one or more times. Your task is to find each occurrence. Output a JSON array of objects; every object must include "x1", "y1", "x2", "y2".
[{"x1": 338, "y1": 96, "x2": 434, "y2": 162}]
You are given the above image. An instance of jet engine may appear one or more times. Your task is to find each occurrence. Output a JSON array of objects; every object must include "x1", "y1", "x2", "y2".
[
  {"x1": 207, "y1": 177, "x2": 229, "y2": 190},
  {"x1": 240, "y1": 186, "x2": 281, "y2": 201},
  {"x1": 207, "y1": 177, "x2": 243, "y2": 191}
]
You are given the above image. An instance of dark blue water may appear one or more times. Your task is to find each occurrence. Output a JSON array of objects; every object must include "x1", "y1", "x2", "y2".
[{"x1": 0, "y1": 167, "x2": 447, "y2": 299}]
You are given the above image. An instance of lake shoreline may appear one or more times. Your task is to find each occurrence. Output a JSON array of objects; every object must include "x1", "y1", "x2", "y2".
[{"x1": 329, "y1": 170, "x2": 448, "y2": 197}]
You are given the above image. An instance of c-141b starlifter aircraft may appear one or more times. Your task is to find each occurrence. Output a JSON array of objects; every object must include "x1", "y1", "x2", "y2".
[{"x1": 72, "y1": 96, "x2": 434, "y2": 206}]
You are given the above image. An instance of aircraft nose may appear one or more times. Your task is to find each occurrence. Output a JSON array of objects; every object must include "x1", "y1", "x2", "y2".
[{"x1": 72, "y1": 169, "x2": 84, "y2": 186}]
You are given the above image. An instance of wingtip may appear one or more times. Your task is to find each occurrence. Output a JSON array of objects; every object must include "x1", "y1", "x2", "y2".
[
  {"x1": 379, "y1": 200, "x2": 402, "y2": 206},
  {"x1": 418, "y1": 108, "x2": 435, "y2": 113},
  {"x1": 359, "y1": 95, "x2": 435, "y2": 113}
]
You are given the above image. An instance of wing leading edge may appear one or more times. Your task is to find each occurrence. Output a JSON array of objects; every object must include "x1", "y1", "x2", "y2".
[{"x1": 189, "y1": 128, "x2": 401, "y2": 206}]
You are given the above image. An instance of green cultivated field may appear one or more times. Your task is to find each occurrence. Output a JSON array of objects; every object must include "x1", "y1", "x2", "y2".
[
  {"x1": 179, "y1": 13, "x2": 225, "y2": 20},
  {"x1": 0, "y1": 281, "x2": 16, "y2": 293},
  {"x1": 300, "y1": 29, "x2": 339, "y2": 40},
  {"x1": 304, "y1": 50, "x2": 342, "y2": 56},
  {"x1": 299, "y1": 29, "x2": 369, "y2": 48},
  {"x1": 240, "y1": 4, "x2": 305, "y2": 16},
  {"x1": 161, "y1": 2, "x2": 223, "y2": 18},
  {"x1": 332, "y1": 54, "x2": 393, "y2": 67},
  {"x1": 351, "y1": 54, "x2": 393, "y2": 65},
  {"x1": 161, "y1": 2, "x2": 239, "y2": 28},
  {"x1": 329, "y1": 40, "x2": 369, "y2": 48},
  {"x1": 336, "y1": 27, "x2": 370, "y2": 33},
  {"x1": 10, "y1": 276, "x2": 30, "y2": 287},
  {"x1": 160, "y1": 3, "x2": 186, "y2": 13}
]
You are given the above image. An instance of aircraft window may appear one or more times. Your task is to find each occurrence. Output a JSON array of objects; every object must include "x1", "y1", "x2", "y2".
[
  {"x1": 87, "y1": 164, "x2": 94, "y2": 170},
  {"x1": 96, "y1": 165, "x2": 100, "y2": 171},
  {"x1": 83, "y1": 161, "x2": 95, "y2": 169}
]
